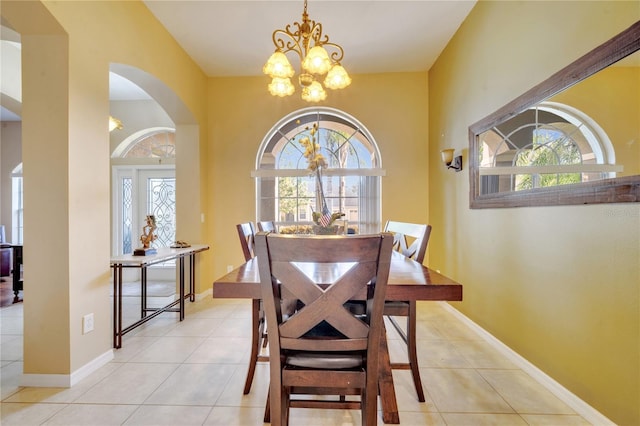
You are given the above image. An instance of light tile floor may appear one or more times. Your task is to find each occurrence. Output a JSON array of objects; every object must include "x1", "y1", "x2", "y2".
[{"x1": 1, "y1": 294, "x2": 593, "y2": 425}]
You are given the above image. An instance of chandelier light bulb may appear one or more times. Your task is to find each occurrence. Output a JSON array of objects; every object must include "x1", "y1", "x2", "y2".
[
  {"x1": 324, "y1": 64, "x2": 352, "y2": 90},
  {"x1": 302, "y1": 45, "x2": 332, "y2": 75},
  {"x1": 302, "y1": 80, "x2": 327, "y2": 102},
  {"x1": 268, "y1": 77, "x2": 295, "y2": 97},
  {"x1": 263, "y1": 52, "x2": 295, "y2": 78}
]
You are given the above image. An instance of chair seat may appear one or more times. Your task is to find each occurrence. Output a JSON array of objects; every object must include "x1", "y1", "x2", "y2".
[
  {"x1": 384, "y1": 301, "x2": 409, "y2": 308},
  {"x1": 286, "y1": 352, "x2": 365, "y2": 369}
]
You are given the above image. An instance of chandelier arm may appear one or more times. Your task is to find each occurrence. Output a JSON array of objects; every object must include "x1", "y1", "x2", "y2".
[
  {"x1": 272, "y1": 27, "x2": 304, "y2": 60},
  {"x1": 322, "y1": 42, "x2": 345, "y2": 63},
  {"x1": 308, "y1": 22, "x2": 328, "y2": 45},
  {"x1": 308, "y1": 22, "x2": 344, "y2": 63}
]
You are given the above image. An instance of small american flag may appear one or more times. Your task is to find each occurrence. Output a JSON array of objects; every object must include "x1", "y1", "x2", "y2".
[{"x1": 319, "y1": 204, "x2": 332, "y2": 227}]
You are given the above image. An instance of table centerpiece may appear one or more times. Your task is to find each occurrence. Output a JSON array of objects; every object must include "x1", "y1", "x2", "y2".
[{"x1": 299, "y1": 123, "x2": 344, "y2": 234}]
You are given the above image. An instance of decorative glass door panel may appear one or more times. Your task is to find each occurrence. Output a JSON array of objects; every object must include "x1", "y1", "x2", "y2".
[
  {"x1": 114, "y1": 167, "x2": 176, "y2": 278},
  {"x1": 144, "y1": 175, "x2": 176, "y2": 249},
  {"x1": 138, "y1": 170, "x2": 176, "y2": 271}
]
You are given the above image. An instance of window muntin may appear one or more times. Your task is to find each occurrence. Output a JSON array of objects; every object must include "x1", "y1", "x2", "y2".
[{"x1": 121, "y1": 130, "x2": 175, "y2": 159}]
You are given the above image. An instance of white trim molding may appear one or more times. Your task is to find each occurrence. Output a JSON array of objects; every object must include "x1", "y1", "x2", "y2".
[{"x1": 20, "y1": 350, "x2": 114, "y2": 388}]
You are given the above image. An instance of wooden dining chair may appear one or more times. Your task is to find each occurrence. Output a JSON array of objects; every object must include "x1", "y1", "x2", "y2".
[
  {"x1": 257, "y1": 220, "x2": 277, "y2": 233},
  {"x1": 237, "y1": 222, "x2": 256, "y2": 261},
  {"x1": 383, "y1": 220, "x2": 432, "y2": 402},
  {"x1": 236, "y1": 222, "x2": 268, "y2": 394},
  {"x1": 255, "y1": 232, "x2": 394, "y2": 426}
]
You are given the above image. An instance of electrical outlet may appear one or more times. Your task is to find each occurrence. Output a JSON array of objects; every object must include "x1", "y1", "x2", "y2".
[
  {"x1": 227, "y1": 264, "x2": 234, "y2": 273},
  {"x1": 83, "y1": 313, "x2": 94, "y2": 334}
]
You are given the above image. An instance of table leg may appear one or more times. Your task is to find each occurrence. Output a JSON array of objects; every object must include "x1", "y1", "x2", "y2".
[
  {"x1": 189, "y1": 253, "x2": 196, "y2": 302},
  {"x1": 379, "y1": 323, "x2": 400, "y2": 424},
  {"x1": 113, "y1": 264, "x2": 123, "y2": 349},
  {"x1": 179, "y1": 256, "x2": 185, "y2": 320},
  {"x1": 244, "y1": 298, "x2": 263, "y2": 394},
  {"x1": 141, "y1": 267, "x2": 147, "y2": 318}
]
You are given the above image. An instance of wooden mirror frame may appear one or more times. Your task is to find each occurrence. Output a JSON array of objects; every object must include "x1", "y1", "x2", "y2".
[{"x1": 469, "y1": 21, "x2": 640, "y2": 209}]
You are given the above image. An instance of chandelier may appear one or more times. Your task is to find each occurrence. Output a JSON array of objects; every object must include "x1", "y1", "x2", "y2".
[{"x1": 263, "y1": 0, "x2": 351, "y2": 102}]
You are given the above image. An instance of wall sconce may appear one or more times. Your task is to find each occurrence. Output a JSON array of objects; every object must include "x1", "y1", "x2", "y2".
[
  {"x1": 109, "y1": 116, "x2": 123, "y2": 132},
  {"x1": 441, "y1": 148, "x2": 462, "y2": 172}
]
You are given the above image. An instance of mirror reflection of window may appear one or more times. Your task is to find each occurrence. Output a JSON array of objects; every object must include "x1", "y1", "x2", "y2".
[
  {"x1": 470, "y1": 25, "x2": 640, "y2": 208},
  {"x1": 479, "y1": 102, "x2": 619, "y2": 194}
]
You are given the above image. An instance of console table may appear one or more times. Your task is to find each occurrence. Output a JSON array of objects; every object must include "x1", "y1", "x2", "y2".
[{"x1": 110, "y1": 244, "x2": 209, "y2": 348}]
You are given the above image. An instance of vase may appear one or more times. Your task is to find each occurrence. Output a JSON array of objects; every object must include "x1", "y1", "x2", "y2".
[{"x1": 312, "y1": 225, "x2": 341, "y2": 235}]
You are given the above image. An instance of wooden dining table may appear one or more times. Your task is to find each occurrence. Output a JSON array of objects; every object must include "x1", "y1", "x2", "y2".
[{"x1": 212, "y1": 251, "x2": 463, "y2": 424}]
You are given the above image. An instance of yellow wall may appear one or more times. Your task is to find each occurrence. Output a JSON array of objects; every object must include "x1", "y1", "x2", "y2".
[
  {"x1": 429, "y1": 2, "x2": 640, "y2": 424},
  {"x1": 207, "y1": 73, "x2": 429, "y2": 279}
]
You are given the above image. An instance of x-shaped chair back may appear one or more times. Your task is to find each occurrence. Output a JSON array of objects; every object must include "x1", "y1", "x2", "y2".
[
  {"x1": 256, "y1": 232, "x2": 393, "y2": 353},
  {"x1": 384, "y1": 221, "x2": 432, "y2": 263}
]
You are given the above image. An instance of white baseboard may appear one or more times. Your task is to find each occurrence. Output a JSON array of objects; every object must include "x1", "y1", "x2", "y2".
[
  {"x1": 20, "y1": 349, "x2": 114, "y2": 388},
  {"x1": 439, "y1": 302, "x2": 615, "y2": 426},
  {"x1": 193, "y1": 287, "x2": 212, "y2": 301},
  {"x1": 19, "y1": 289, "x2": 211, "y2": 388}
]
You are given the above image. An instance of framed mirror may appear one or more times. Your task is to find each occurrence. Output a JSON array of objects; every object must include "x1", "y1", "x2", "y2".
[{"x1": 469, "y1": 21, "x2": 640, "y2": 208}]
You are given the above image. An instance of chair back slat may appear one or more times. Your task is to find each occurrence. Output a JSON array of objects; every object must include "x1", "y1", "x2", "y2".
[
  {"x1": 236, "y1": 222, "x2": 256, "y2": 261},
  {"x1": 258, "y1": 221, "x2": 277, "y2": 233},
  {"x1": 384, "y1": 220, "x2": 432, "y2": 263}
]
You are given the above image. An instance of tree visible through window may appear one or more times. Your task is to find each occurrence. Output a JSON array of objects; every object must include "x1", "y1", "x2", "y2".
[
  {"x1": 256, "y1": 108, "x2": 383, "y2": 234},
  {"x1": 514, "y1": 126, "x2": 582, "y2": 190}
]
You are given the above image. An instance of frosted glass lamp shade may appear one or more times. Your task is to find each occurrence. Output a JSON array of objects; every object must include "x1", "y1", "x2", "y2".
[{"x1": 263, "y1": 52, "x2": 295, "y2": 78}]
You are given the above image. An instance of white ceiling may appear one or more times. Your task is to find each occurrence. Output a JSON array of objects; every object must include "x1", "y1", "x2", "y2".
[
  {"x1": 1, "y1": 1, "x2": 477, "y2": 120},
  {"x1": 143, "y1": 0, "x2": 476, "y2": 76}
]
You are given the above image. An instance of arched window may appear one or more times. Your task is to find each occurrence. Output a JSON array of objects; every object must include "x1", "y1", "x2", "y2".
[
  {"x1": 479, "y1": 101, "x2": 617, "y2": 193},
  {"x1": 111, "y1": 127, "x2": 175, "y2": 161},
  {"x1": 255, "y1": 107, "x2": 383, "y2": 234}
]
